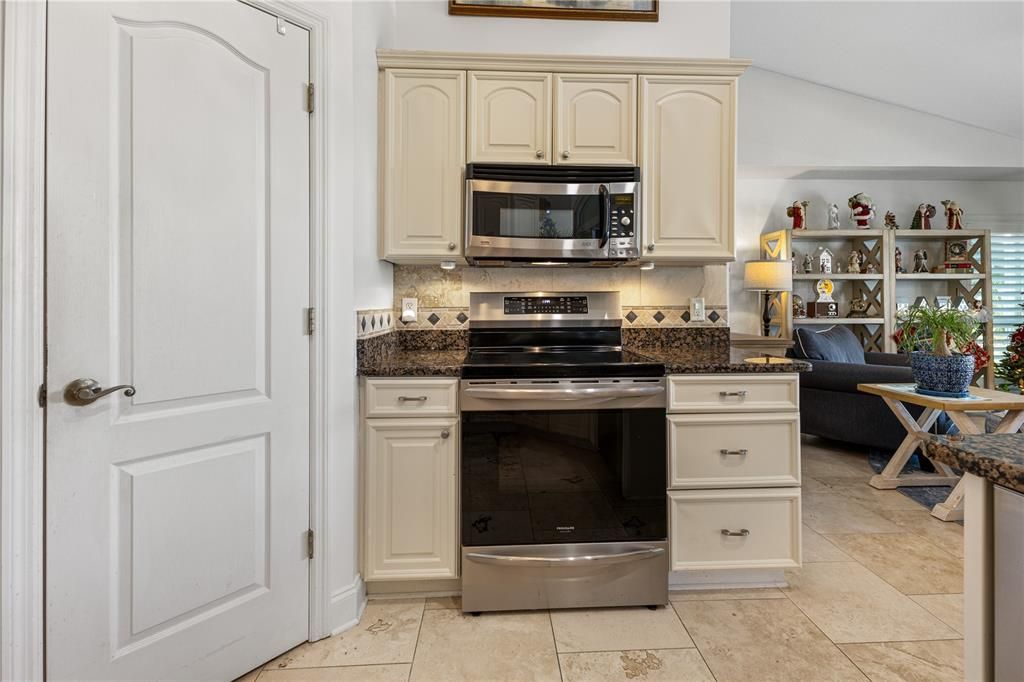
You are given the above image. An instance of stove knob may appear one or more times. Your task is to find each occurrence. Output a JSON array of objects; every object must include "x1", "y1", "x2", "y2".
[{"x1": 620, "y1": 216, "x2": 631, "y2": 226}]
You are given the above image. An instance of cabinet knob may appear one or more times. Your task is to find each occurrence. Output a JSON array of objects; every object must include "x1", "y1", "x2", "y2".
[
  {"x1": 447, "y1": 242, "x2": 456, "y2": 251},
  {"x1": 647, "y1": 243, "x2": 655, "y2": 252},
  {"x1": 561, "y1": 151, "x2": 570, "y2": 160},
  {"x1": 535, "y1": 150, "x2": 544, "y2": 159},
  {"x1": 441, "y1": 429, "x2": 450, "y2": 439}
]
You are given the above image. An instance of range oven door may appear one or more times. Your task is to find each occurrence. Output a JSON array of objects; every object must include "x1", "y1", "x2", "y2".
[
  {"x1": 464, "y1": 164, "x2": 640, "y2": 263},
  {"x1": 460, "y1": 378, "x2": 668, "y2": 612}
]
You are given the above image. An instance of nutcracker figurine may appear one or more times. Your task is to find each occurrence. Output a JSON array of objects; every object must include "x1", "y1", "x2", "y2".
[
  {"x1": 787, "y1": 201, "x2": 810, "y2": 230},
  {"x1": 847, "y1": 193, "x2": 876, "y2": 229},
  {"x1": 941, "y1": 200, "x2": 964, "y2": 230},
  {"x1": 910, "y1": 203, "x2": 936, "y2": 230}
]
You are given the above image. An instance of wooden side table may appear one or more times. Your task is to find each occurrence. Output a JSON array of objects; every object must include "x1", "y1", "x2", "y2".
[{"x1": 857, "y1": 383, "x2": 1024, "y2": 521}]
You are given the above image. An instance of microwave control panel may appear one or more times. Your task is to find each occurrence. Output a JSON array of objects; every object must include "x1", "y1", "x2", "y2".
[
  {"x1": 609, "y1": 194, "x2": 637, "y2": 258},
  {"x1": 503, "y1": 296, "x2": 589, "y2": 315}
]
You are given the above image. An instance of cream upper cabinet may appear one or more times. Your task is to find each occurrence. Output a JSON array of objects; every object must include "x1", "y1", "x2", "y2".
[
  {"x1": 640, "y1": 76, "x2": 737, "y2": 262},
  {"x1": 380, "y1": 69, "x2": 466, "y2": 262},
  {"x1": 554, "y1": 74, "x2": 637, "y2": 165},
  {"x1": 364, "y1": 417, "x2": 459, "y2": 580},
  {"x1": 468, "y1": 71, "x2": 552, "y2": 164}
]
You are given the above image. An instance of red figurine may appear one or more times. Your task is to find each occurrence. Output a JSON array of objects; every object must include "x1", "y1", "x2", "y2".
[
  {"x1": 847, "y1": 193, "x2": 876, "y2": 229},
  {"x1": 787, "y1": 201, "x2": 809, "y2": 230},
  {"x1": 941, "y1": 200, "x2": 964, "y2": 230}
]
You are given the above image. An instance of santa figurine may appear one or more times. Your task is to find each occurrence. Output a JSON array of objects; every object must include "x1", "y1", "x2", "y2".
[
  {"x1": 895, "y1": 246, "x2": 906, "y2": 273},
  {"x1": 848, "y1": 193, "x2": 876, "y2": 229},
  {"x1": 787, "y1": 201, "x2": 809, "y2": 230},
  {"x1": 941, "y1": 200, "x2": 964, "y2": 230},
  {"x1": 884, "y1": 211, "x2": 899, "y2": 229},
  {"x1": 847, "y1": 251, "x2": 862, "y2": 274},
  {"x1": 828, "y1": 203, "x2": 841, "y2": 230},
  {"x1": 911, "y1": 203, "x2": 936, "y2": 230},
  {"x1": 913, "y1": 249, "x2": 929, "y2": 273}
]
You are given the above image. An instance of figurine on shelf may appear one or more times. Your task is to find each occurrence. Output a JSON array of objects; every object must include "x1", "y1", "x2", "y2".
[
  {"x1": 884, "y1": 211, "x2": 900, "y2": 229},
  {"x1": 827, "y1": 203, "x2": 841, "y2": 230},
  {"x1": 894, "y1": 246, "x2": 906, "y2": 273},
  {"x1": 941, "y1": 199, "x2": 964, "y2": 230},
  {"x1": 913, "y1": 249, "x2": 929, "y2": 273},
  {"x1": 787, "y1": 200, "x2": 810, "y2": 230},
  {"x1": 866, "y1": 262, "x2": 878, "y2": 274},
  {"x1": 848, "y1": 295, "x2": 871, "y2": 318},
  {"x1": 791, "y1": 251, "x2": 800, "y2": 275},
  {"x1": 803, "y1": 254, "x2": 813, "y2": 274},
  {"x1": 858, "y1": 249, "x2": 867, "y2": 270},
  {"x1": 847, "y1": 250, "x2": 862, "y2": 274},
  {"x1": 814, "y1": 247, "x2": 834, "y2": 274},
  {"x1": 910, "y1": 203, "x2": 936, "y2": 230},
  {"x1": 971, "y1": 300, "x2": 991, "y2": 323},
  {"x1": 848, "y1": 193, "x2": 876, "y2": 229},
  {"x1": 792, "y1": 294, "x2": 807, "y2": 319}
]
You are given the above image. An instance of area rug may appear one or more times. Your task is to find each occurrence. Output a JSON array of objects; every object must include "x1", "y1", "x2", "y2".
[{"x1": 867, "y1": 450, "x2": 957, "y2": 509}]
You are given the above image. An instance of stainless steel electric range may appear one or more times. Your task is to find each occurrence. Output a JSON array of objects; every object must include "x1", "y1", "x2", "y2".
[{"x1": 460, "y1": 291, "x2": 668, "y2": 614}]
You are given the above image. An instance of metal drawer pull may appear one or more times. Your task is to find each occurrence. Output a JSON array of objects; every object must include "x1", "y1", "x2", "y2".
[
  {"x1": 398, "y1": 395, "x2": 428, "y2": 403},
  {"x1": 466, "y1": 546, "x2": 664, "y2": 567},
  {"x1": 719, "y1": 390, "x2": 748, "y2": 398},
  {"x1": 463, "y1": 385, "x2": 664, "y2": 401},
  {"x1": 720, "y1": 449, "x2": 749, "y2": 456},
  {"x1": 721, "y1": 529, "x2": 750, "y2": 537}
]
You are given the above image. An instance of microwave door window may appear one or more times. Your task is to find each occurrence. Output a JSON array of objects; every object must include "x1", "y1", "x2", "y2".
[{"x1": 473, "y1": 191, "x2": 600, "y2": 240}]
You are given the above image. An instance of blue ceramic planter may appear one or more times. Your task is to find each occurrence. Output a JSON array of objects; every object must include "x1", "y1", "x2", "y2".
[{"x1": 910, "y1": 351, "x2": 975, "y2": 396}]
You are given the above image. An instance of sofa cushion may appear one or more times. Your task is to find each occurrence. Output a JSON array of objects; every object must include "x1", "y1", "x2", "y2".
[{"x1": 793, "y1": 326, "x2": 866, "y2": 364}]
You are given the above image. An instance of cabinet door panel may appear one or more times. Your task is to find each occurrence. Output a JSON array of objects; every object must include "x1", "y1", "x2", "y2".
[
  {"x1": 555, "y1": 74, "x2": 637, "y2": 165},
  {"x1": 365, "y1": 419, "x2": 459, "y2": 580},
  {"x1": 381, "y1": 69, "x2": 465, "y2": 261},
  {"x1": 641, "y1": 76, "x2": 735, "y2": 262},
  {"x1": 469, "y1": 71, "x2": 552, "y2": 164}
]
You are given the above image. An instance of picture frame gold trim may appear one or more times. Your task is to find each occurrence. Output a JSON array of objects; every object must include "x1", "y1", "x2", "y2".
[{"x1": 448, "y1": 0, "x2": 659, "y2": 23}]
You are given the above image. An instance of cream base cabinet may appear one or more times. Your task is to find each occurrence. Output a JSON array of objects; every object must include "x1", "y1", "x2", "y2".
[
  {"x1": 379, "y1": 69, "x2": 466, "y2": 262},
  {"x1": 554, "y1": 74, "x2": 637, "y2": 165},
  {"x1": 364, "y1": 417, "x2": 459, "y2": 580},
  {"x1": 640, "y1": 76, "x2": 737, "y2": 262},
  {"x1": 468, "y1": 71, "x2": 552, "y2": 164}
]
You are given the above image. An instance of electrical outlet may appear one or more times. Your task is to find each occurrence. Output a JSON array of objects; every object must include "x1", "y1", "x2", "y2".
[
  {"x1": 690, "y1": 297, "x2": 706, "y2": 321},
  {"x1": 401, "y1": 298, "x2": 418, "y2": 323}
]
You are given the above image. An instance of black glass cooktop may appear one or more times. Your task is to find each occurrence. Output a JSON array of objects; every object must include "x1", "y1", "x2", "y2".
[{"x1": 462, "y1": 346, "x2": 664, "y2": 379}]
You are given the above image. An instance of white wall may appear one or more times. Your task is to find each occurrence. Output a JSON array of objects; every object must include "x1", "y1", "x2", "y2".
[{"x1": 731, "y1": 178, "x2": 1024, "y2": 333}]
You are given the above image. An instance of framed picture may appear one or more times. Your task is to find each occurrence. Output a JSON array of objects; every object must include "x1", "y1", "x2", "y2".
[{"x1": 449, "y1": 0, "x2": 659, "y2": 22}]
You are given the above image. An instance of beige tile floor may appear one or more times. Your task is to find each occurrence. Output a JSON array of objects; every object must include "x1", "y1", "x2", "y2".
[{"x1": 240, "y1": 437, "x2": 964, "y2": 682}]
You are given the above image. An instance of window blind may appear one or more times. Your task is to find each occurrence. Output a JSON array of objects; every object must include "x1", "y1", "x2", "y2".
[{"x1": 991, "y1": 233, "x2": 1024, "y2": 358}]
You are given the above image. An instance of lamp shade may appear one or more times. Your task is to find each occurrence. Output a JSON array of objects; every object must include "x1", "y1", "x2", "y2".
[{"x1": 743, "y1": 260, "x2": 792, "y2": 292}]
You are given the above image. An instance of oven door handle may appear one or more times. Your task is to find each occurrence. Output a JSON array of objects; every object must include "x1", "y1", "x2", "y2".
[
  {"x1": 465, "y1": 547, "x2": 665, "y2": 567},
  {"x1": 462, "y1": 385, "x2": 664, "y2": 401}
]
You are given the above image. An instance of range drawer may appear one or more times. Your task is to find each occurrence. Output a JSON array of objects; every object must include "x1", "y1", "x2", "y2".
[
  {"x1": 668, "y1": 412, "x2": 800, "y2": 489},
  {"x1": 363, "y1": 378, "x2": 458, "y2": 418},
  {"x1": 668, "y1": 488, "x2": 801, "y2": 571},
  {"x1": 668, "y1": 374, "x2": 798, "y2": 414}
]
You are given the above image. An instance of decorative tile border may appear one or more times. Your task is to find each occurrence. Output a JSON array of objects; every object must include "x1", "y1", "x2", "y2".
[
  {"x1": 356, "y1": 308, "x2": 396, "y2": 339},
  {"x1": 621, "y1": 306, "x2": 728, "y2": 328}
]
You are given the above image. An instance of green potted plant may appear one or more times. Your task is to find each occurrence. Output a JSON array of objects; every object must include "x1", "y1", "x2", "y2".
[{"x1": 893, "y1": 306, "x2": 981, "y2": 397}]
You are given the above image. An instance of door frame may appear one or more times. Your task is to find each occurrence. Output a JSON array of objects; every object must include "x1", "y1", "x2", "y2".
[{"x1": 0, "y1": 2, "x2": 335, "y2": 678}]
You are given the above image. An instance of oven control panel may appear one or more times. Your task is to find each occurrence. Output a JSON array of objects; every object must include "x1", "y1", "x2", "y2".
[
  {"x1": 504, "y1": 296, "x2": 589, "y2": 315},
  {"x1": 609, "y1": 194, "x2": 637, "y2": 258}
]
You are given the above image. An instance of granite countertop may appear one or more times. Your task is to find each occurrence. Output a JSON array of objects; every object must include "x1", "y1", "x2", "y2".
[
  {"x1": 924, "y1": 434, "x2": 1024, "y2": 495},
  {"x1": 358, "y1": 348, "x2": 466, "y2": 377},
  {"x1": 625, "y1": 346, "x2": 811, "y2": 375}
]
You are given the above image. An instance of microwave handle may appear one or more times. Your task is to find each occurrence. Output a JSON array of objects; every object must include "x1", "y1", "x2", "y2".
[{"x1": 598, "y1": 184, "x2": 610, "y2": 248}]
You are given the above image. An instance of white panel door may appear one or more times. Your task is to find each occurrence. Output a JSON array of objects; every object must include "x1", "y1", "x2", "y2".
[
  {"x1": 468, "y1": 71, "x2": 552, "y2": 164},
  {"x1": 46, "y1": 2, "x2": 311, "y2": 679},
  {"x1": 640, "y1": 76, "x2": 736, "y2": 262},
  {"x1": 554, "y1": 74, "x2": 637, "y2": 165}
]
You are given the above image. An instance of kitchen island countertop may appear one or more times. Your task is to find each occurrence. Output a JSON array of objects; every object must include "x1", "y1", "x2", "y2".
[{"x1": 924, "y1": 433, "x2": 1024, "y2": 495}]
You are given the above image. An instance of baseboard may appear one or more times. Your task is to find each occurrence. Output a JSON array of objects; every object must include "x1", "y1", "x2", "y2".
[
  {"x1": 328, "y1": 576, "x2": 367, "y2": 636},
  {"x1": 669, "y1": 568, "x2": 788, "y2": 590},
  {"x1": 365, "y1": 578, "x2": 462, "y2": 597}
]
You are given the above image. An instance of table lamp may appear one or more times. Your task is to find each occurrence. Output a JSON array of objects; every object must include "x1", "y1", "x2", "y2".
[{"x1": 744, "y1": 260, "x2": 793, "y2": 337}]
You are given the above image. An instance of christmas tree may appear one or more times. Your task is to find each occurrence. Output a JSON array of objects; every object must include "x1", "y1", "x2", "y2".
[{"x1": 995, "y1": 297, "x2": 1024, "y2": 391}]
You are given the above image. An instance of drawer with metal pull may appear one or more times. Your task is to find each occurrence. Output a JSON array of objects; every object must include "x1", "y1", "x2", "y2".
[
  {"x1": 363, "y1": 378, "x2": 458, "y2": 418},
  {"x1": 667, "y1": 374, "x2": 798, "y2": 414},
  {"x1": 668, "y1": 412, "x2": 800, "y2": 489},
  {"x1": 668, "y1": 488, "x2": 801, "y2": 571}
]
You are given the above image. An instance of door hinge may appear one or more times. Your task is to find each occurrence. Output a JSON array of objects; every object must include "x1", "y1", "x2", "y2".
[
  {"x1": 306, "y1": 82, "x2": 315, "y2": 114},
  {"x1": 306, "y1": 529, "x2": 315, "y2": 559},
  {"x1": 37, "y1": 383, "x2": 46, "y2": 408},
  {"x1": 305, "y1": 307, "x2": 316, "y2": 335}
]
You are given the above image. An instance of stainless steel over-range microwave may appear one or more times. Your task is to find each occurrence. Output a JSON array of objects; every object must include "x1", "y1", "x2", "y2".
[{"x1": 464, "y1": 164, "x2": 640, "y2": 266}]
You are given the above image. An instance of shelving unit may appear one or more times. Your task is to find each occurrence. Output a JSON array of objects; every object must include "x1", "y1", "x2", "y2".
[{"x1": 760, "y1": 228, "x2": 995, "y2": 386}]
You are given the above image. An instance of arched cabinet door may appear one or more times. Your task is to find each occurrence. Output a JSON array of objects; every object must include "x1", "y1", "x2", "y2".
[
  {"x1": 640, "y1": 76, "x2": 736, "y2": 263},
  {"x1": 554, "y1": 74, "x2": 637, "y2": 165},
  {"x1": 380, "y1": 69, "x2": 466, "y2": 261},
  {"x1": 468, "y1": 71, "x2": 552, "y2": 164}
]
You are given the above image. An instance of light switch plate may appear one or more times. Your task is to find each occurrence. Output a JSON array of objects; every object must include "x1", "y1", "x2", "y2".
[
  {"x1": 401, "y1": 298, "x2": 417, "y2": 323},
  {"x1": 690, "y1": 297, "x2": 706, "y2": 321}
]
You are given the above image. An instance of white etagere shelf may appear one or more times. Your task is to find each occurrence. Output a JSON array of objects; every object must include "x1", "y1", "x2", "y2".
[{"x1": 760, "y1": 228, "x2": 995, "y2": 387}]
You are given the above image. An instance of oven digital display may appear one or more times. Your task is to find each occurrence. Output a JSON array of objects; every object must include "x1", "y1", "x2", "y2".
[{"x1": 503, "y1": 296, "x2": 589, "y2": 315}]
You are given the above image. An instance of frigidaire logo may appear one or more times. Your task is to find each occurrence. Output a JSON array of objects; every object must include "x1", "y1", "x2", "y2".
[{"x1": 556, "y1": 526, "x2": 575, "y2": 533}]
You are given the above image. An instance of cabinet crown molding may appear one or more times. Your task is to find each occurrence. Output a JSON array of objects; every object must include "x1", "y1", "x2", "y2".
[{"x1": 376, "y1": 49, "x2": 751, "y2": 77}]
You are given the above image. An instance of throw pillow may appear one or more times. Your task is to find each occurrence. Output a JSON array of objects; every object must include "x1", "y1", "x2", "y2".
[{"x1": 793, "y1": 326, "x2": 866, "y2": 364}]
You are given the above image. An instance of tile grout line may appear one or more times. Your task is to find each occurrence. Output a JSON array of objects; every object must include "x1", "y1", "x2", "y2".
[
  {"x1": 667, "y1": 602, "x2": 720, "y2": 681},
  {"x1": 548, "y1": 610, "x2": 565, "y2": 682},
  {"x1": 406, "y1": 602, "x2": 427, "y2": 682}
]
